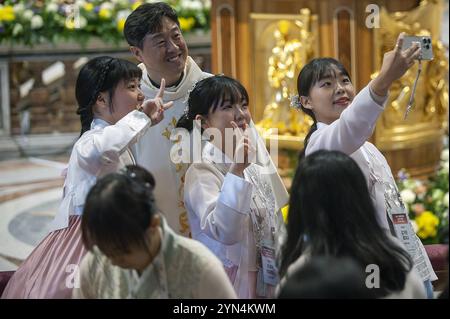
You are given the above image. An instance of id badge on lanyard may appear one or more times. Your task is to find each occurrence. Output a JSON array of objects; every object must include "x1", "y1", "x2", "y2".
[
  {"x1": 261, "y1": 240, "x2": 279, "y2": 286},
  {"x1": 386, "y1": 196, "x2": 432, "y2": 280},
  {"x1": 387, "y1": 201, "x2": 417, "y2": 256},
  {"x1": 256, "y1": 239, "x2": 278, "y2": 298}
]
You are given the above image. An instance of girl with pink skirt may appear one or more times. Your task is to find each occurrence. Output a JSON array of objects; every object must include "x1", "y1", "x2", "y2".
[{"x1": 2, "y1": 56, "x2": 172, "y2": 298}]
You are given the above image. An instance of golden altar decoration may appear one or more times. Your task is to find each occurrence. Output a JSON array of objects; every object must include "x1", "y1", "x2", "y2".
[
  {"x1": 253, "y1": 10, "x2": 318, "y2": 141},
  {"x1": 372, "y1": 0, "x2": 448, "y2": 178},
  {"x1": 211, "y1": 0, "x2": 448, "y2": 178}
]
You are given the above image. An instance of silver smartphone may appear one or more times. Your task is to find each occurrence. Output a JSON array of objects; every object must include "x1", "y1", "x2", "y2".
[{"x1": 402, "y1": 35, "x2": 433, "y2": 60}]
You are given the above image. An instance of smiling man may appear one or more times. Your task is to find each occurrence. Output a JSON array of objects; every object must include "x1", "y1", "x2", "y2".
[{"x1": 124, "y1": 2, "x2": 211, "y2": 236}]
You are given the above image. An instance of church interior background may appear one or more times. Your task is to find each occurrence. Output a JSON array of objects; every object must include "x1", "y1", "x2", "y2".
[{"x1": 0, "y1": 0, "x2": 448, "y2": 291}]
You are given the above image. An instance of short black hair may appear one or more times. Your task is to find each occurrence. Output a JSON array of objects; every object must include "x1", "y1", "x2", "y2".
[
  {"x1": 124, "y1": 2, "x2": 180, "y2": 48},
  {"x1": 81, "y1": 165, "x2": 157, "y2": 255}
]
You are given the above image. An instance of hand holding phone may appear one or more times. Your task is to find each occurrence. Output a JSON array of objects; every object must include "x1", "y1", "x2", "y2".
[{"x1": 402, "y1": 35, "x2": 433, "y2": 60}]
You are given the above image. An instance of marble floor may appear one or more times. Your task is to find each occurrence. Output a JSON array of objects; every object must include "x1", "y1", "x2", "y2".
[{"x1": 0, "y1": 156, "x2": 67, "y2": 271}]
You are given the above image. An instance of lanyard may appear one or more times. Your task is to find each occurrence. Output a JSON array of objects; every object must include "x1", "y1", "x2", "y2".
[
  {"x1": 360, "y1": 146, "x2": 432, "y2": 281},
  {"x1": 245, "y1": 165, "x2": 278, "y2": 244}
]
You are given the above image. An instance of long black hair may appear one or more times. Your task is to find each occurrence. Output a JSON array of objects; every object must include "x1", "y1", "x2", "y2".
[
  {"x1": 296, "y1": 58, "x2": 350, "y2": 159},
  {"x1": 81, "y1": 165, "x2": 157, "y2": 255},
  {"x1": 176, "y1": 75, "x2": 249, "y2": 131},
  {"x1": 75, "y1": 56, "x2": 142, "y2": 136},
  {"x1": 278, "y1": 256, "x2": 377, "y2": 299},
  {"x1": 280, "y1": 150, "x2": 413, "y2": 297}
]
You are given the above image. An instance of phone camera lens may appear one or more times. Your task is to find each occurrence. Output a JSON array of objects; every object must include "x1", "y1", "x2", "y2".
[
  {"x1": 425, "y1": 44, "x2": 430, "y2": 49},
  {"x1": 422, "y1": 38, "x2": 427, "y2": 43}
]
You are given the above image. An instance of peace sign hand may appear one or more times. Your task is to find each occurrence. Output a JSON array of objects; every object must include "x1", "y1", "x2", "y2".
[{"x1": 141, "y1": 78, "x2": 174, "y2": 126}]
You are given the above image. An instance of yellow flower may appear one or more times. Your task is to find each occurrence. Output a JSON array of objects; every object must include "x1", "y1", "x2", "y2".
[
  {"x1": 84, "y1": 3, "x2": 94, "y2": 12},
  {"x1": 99, "y1": 8, "x2": 111, "y2": 20},
  {"x1": 65, "y1": 19, "x2": 76, "y2": 30},
  {"x1": 0, "y1": 5, "x2": 15, "y2": 22},
  {"x1": 117, "y1": 18, "x2": 126, "y2": 32},
  {"x1": 132, "y1": 2, "x2": 143, "y2": 11},
  {"x1": 281, "y1": 205, "x2": 289, "y2": 223},
  {"x1": 415, "y1": 211, "x2": 439, "y2": 239},
  {"x1": 179, "y1": 17, "x2": 195, "y2": 32}
]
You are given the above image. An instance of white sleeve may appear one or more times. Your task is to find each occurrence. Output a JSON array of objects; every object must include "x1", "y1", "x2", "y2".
[
  {"x1": 306, "y1": 84, "x2": 387, "y2": 156},
  {"x1": 76, "y1": 110, "x2": 151, "y2": 174},
  {"x1": 184, "y1": 164, "x2": 253, "y2": 245}
]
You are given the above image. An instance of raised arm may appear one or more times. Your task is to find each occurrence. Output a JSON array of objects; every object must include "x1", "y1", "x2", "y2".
[
  {"x1": 307, "y1": 33, "x2": 421, "y2": 156},
  {"x1": 76, "y1": 110, "x2": 151, "y2": 174}
]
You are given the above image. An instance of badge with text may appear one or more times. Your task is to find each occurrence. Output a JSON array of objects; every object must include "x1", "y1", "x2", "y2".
[{"x1": 261, "y1": 244, "x2": 279, "y2": 286}]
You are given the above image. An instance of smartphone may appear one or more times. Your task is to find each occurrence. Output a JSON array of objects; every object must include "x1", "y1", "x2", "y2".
[{"x1": 402, "y1": 35, "x2": 434, "y2": 60}]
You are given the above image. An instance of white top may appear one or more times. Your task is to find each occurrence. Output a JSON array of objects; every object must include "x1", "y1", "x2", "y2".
[
  {"x1": 132, "y1": 56, "x2": 211, "y2": 236},
  {"x1": 184, "y1": 142, "x2": 286, "y2": 298},
  {"x1": 280, "y1": 236, "x2": 427, "y2": 299},
  {"x1": 72, "y1": 217, "x2": 237, "y2": 299},
  {"x1": 49, "y1": 110, "x2": 151, "y2": 232},
  {"x1": 306, "y1": 84, "x2": 389, "y2": 228},
  {"x1": 305, "y1": 84, "x2": 437, "y2": 282}
]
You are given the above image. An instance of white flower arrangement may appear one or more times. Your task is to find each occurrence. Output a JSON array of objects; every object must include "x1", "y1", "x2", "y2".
[
  {"x1": 397, "y1": 142, "x2": 449, "y2": 244},
  {"x1": 0, "y1": 0, "x2": 211, "y2": 47}
]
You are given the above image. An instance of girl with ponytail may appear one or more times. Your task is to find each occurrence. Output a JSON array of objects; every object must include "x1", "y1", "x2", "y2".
[{"x1": 286, "y1": 33, "x2": 436, "y2": 297}]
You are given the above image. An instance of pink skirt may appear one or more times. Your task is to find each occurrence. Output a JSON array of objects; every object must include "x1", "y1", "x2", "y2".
[{"x1": 2, "y1": 216, "x2": 86, "y2": 299}]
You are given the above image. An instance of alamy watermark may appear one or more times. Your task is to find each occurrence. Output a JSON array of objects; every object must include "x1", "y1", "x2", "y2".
[
  {"x1": 65, "y1": 264, "x2": 80, "y2": 289},
  {"x1": 365, "y1": 264, "x2": 380, "y2": 289},
  {"x1": 365, "y1": 4, "x2": 380, "y2": 29},
  {"x1": 169, "y1": 120, "x2": 280, "y2": 174}
]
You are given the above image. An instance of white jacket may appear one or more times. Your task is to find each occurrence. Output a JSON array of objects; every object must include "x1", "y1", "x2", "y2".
[
  {"x1": 184, "y1": 142, "x2": 286, "y2": 298},
  {"x1": 305, "y1": 84, "x2": 437, "y2": 282},
  {"x1": 50, "y1": 111, "x2": 151, "y2": 232}
]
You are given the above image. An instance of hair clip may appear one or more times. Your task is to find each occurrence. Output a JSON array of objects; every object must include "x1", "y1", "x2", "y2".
[{"x1": 289, "y1": 95, "x2": 302, "y2": 109}]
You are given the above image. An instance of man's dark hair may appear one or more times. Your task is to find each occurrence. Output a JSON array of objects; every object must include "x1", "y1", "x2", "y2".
[{"x1": 124, "y1": 2, "x2": 180, "y2": 48}]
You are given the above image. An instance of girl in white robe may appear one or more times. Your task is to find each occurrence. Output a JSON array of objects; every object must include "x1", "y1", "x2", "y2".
[
  {"x1": 2, "y1": 56, "x2": 172, "y2": 299},
  {"x1": 290, "y1": 33, "x2": 436, "y2": 297},
  {"x1": 178, "y1": 75, "x2": 289, "y2": 298}
]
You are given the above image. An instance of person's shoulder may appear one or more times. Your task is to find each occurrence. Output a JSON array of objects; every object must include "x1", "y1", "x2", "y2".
[
  {"x1": 384, "y1": 269, "x2": 427, "y2": 299},
  {"x1": 172, "y1": 233, "x2": 221, "y2": 266},
  {"x1": 78, "y1": 249, "x2": 107, "y2": 285}
]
